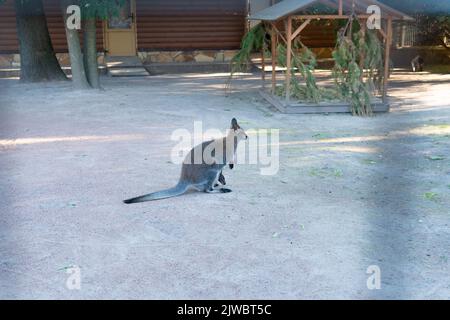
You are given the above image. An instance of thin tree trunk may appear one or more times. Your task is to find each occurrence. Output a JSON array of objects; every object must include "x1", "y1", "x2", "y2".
[
  {"x1": 83, "y1": 18, "x2": 100, "y2": 88},
  {"x1": 61, "y1": 0, "x2": 90, "y2": 89},
  {"x1": 439, "y1": 38, "x2": 450, "y2": 51},
  {"x1": 14, "y1": 0, "x2": 67, "y2": 82}
]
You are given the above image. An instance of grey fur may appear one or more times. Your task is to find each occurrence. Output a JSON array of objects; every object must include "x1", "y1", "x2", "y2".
[{"x1": 123, "y1": 119, "x2": 246, "y2": 204}]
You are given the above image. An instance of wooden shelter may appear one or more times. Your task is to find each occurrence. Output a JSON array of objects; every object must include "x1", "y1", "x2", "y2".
[{"x1": 248, "y1": 0, "x2": 413, "y2": 113}]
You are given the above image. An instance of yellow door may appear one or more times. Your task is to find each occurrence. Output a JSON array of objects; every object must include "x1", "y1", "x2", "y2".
[{"x1": 105, "y1": 0, "x2": 137, "y2": 56}]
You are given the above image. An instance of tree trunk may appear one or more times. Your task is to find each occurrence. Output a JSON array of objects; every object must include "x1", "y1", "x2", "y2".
[
  {"x1": 61, "y1": 0, "x2": 90, "y2": 89},
  {"x1": 14, "y1": 0, "x2": 67, "y2": 82},
  {"x1": 439, "y1": 38, "x2": 450, "y2": 51},
  {"x1": 83, "y1": 18, "x2": 100, "y2": 88}
]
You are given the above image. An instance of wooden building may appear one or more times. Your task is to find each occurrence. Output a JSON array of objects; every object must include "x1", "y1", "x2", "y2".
[{"x1": 0, "y1": 0, "x2": 247, "y2": 63}]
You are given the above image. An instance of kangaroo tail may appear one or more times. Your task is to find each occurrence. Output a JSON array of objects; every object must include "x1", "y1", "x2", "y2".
[{"x1": 123, "y1": 182, "x2": 189, "y2": 204}]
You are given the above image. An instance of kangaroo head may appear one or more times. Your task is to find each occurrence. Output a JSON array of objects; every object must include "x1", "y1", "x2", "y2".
[{"x1": 230, "y1": 118, "x2": 248, "y2": 141}]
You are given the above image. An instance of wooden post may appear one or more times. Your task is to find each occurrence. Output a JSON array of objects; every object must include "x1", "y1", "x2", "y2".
[
  {"x1": 382, "y1": 17, "x2": 393, "y2": 103},
  {"x1": 359, "y1": 19, "x2": 366, "y2": 72},
  {"x1": 245, "y1": 0, "x2": 250, "y2": 33},
  {"x1": 261, "y1": 40, "x2": 265, "y2": 87},
  {"x1": 285, "y1": 16, "x2": 292, "y2": 101},
  {"x1": 291, "y1": 19, "x2": 311, "y2": 41},
  {"x1": 400, "y1": 24, "x2": 406, "y2": 48},
  {"x1": 338, "y1": 0, "x2": 343, "y2": 15},
  {"x1": 271, "y1": 26, "x2": 277, "y2": 94}
]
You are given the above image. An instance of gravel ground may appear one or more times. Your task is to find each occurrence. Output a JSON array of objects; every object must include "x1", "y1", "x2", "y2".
[{"x1": 0, "y1": 71, "x2": 449, "y2": 299}]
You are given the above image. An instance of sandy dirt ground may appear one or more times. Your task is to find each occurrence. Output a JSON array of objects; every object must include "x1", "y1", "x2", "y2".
[{"x1": 0, "y1": 71, "x2": 449, "y2": 299}]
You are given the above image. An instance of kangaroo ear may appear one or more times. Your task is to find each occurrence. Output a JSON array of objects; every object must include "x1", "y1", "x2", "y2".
[{"x1": 231, "y1": 118, "x2": 239, "y2": 130}]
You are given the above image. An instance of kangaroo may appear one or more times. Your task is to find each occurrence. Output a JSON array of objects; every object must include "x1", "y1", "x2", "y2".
[
  {"x1": 123, "y1": 118, "x2": 247, "y2": 204},
  {"x1": 411, "y1": 55, "x2": 424, "y2": 72}
]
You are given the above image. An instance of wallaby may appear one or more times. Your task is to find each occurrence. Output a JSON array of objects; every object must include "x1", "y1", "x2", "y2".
[
  {"x1": 411, "y1": 55, "x2": 424, "y2": 72},
  {"x1": 123, "y1": 118, "x2": 247, "y2": 204}
]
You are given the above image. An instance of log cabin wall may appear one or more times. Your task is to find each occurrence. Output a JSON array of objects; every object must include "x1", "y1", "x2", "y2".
[
  {"x1": 0, "y1": 0, "x2": 103, "y2": 54},
  {"x1": 300, "y1": 21, "x2": 337, "y2": 48},
  {"x1": 135, "y1": 0, "x2": 247, "y2": 51},
  {"x1": 1, "y1": 0, "x2": 244, "y2": 55},
  {"x1": 0, "y1": 0, "x2": 19, "y2": 53},
  {"x1": 271, "y1": 19, "x2": 338, "y2": 49}
]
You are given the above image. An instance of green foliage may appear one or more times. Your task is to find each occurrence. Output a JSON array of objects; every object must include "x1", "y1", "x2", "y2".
[
  {"x1": 424, "y1": 64, "x2": 450, "y2": 74},
  {"x1": 415, "y1": 14, "x2": 450, "y2": 47},
  {"x1": 229, "y1": 24, "x2": 266, "y2": 75},
  {"x1": 379, "y1": 0, "x2": 450, "y2": 15},
  {"x1": 79, "y1": 0, "x2": 126, "y2": 20},
  {"x1": 424, "y1": 192, "x2": 439, "y2": 202},
  {"x1": 380, "y1": 0, "x2": 449, "y2": 47},
  {"x1": 364, "y1": 30, "x2": 384, "y2": 90},
  {"x1": 275, "y1": 41, "x2": 321, "y2": 103},
  {"x1": 227, "y1": 24, "x2": 267, "y2": 90},
  {"x1": 332, "y1": 19, "x2": 384, "y2": 116}
]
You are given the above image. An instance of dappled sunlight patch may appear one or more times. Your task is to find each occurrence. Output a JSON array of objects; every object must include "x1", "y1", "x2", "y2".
[
  {"x1": 0, "y1": 76, "x2": 20, "y2": 80},
  {"x1": 419, "y1": 86, "x2": 450, "y2": 107},
  {"x1": 316, "y1": 145, "x2": 380, "y2": 154},
  {"x1": 271, "y1": 123, "x2": 450, "y2": 150},
  {"x1": 0, "y1": 134, "x2": 147, "y2": 147},
  {"x1": 403, "y1": 124, "x2": 450, "y2": 136},
  {"x1": 182, "y1": 72, "x2": 253, "y2": 78},
  {"x1": 390, "y1": 105, "x2": 450, "y2": 114},
  {"x1": 277, "y1": 135, "x2": 387, "y2": 146}
]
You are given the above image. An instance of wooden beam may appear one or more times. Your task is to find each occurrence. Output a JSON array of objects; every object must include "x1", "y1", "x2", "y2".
[
  {"x1": 271, "y1": 26, "x2": 277, "y2": 94},
  {"x1": 290, "y1": 19, "x2": 311, "y2": 41},
  {"x1": 383, "y1": 17, "x2": 393, "y2": 103},
  {"x1": 378, "y1": 28, "x2": 386, "y2": 39},
  {"x1": 270, "y1": 22, "x2": 287, "y2": 45},
  {"x1": 292, "y1": 14, "x2": 371, "y2": 20},
  {"x1": 261, "y1": 45, "x2": 265, "y2": 87},
  {"x1": 259, "y1": 91, "x2": 389, "y2": 114},
  {"x1": 245, "y1": 0, "x2": 250, "y2": 33},
  {"x1": 285, "y1": 16, "x2": 292, "y2": 102},
  {"x1": 400, "y1": 24, "x2": 406, "y2": 48},
  {"x1": 261, "y1": 22, "x2": 266, "y2": 87},
  {"x1": 359, "y1": 19, "x2": 366, "y2": 72}
]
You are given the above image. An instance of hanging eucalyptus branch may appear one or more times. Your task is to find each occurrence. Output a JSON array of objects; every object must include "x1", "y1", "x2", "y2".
[
  {"x1": 226, "y1": 24, "x2": 267, "y2": 90},
  {"x1": 275, "y1": 40, "x2": 322, "y2": 103},
  {"x1": 332, "y1": 16, "x2": 384, "y2": 116}
]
